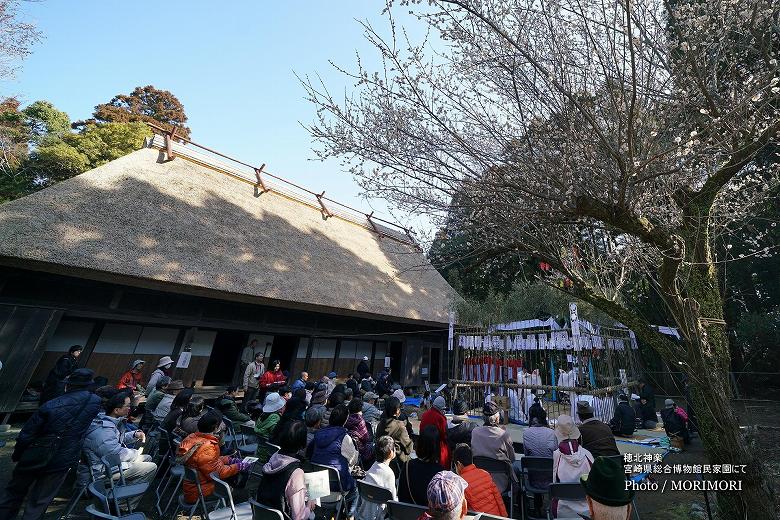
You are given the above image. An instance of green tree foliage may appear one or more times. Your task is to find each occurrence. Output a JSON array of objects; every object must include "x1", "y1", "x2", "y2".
[
  {"x1": 22, "y1": 100, "x2": 70, "y2": 142},
  {"x1": 26, "y1": 122, "x2": 151, "y2": 188},
  {"x1": 0, "y1": 84, "x2": 188, "y2": 203},
  {"x1": 0, "y1": 97, "x2": 33, "y2": 202},
  {"x1": 76, "y1": 85, "x2": 190, "y2": 138}
]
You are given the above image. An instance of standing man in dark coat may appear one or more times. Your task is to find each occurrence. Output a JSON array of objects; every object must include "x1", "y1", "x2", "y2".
[
  {"x1": 356, "y1": 356, "x2": 370, "y2": 380},
  {"x1": 39, "y1": 344, "x2": 83, "y2": 405},
  {"x1": 0, "y1": 368, "x2": 101, "y2": 520}
]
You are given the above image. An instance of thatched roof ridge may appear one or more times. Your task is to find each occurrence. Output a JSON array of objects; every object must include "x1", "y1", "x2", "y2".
[{"x1": 0, "y1": 143, "x2": 456, "y2": 325}]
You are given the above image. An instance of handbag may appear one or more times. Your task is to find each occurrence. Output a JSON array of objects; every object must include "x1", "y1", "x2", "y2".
[
  {"x1": 16, "y1": 394, "x2": 92, "y2": 472},
  {"x1": 15, "y1": 433, "x2": 63, "y2": 472}
]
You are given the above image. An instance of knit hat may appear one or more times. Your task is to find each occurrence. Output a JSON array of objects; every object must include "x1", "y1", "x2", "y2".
[
  {"x1": 664, "y1": 398, "x2": 675, "y2": 408},
  {"x1": 363, "y1": 392, "x2": 378, "y2": 401},
  {"x1": 433, "y1": 395, "x2": 446, "y2": 412},
  {"x1": 328, "y1": 371, "x2": 337, "y2": 378},
  {"x1": 426, "y1": 471, "x2": 468, "y2": 513},
  {"x1": 452, "y1": 400, "x2": 468, "y2": 418},
  {"x1": 362, "y1": 356, "x2": 369, "y2": 361},
  {"x1": 157, "y1": 356, "x2": 175, "y2": 368},
  {"x1": 554, "y1": 414, "x2": 581, "y2": 443},
  {"x1": 581, "y1": 456, "x2": 635, "y2": 506},
  {"x1": 263, "y1": 392, "x2": 286, "y2": 413},
  {"x1": 392, "y1": 388, "x2": 406, "y2": 403},
  {"x1": 66, "y1": 368, "x2": 95, "y2": 387},
  {"x1": 618, "y1": 394, "x2": 629, "y2": 402},
  {"x1": 69, "y1": 345, "x2": 84, "y2": 354},
  {"x1": 483, "y1": 401, "x2": 499, "y2": 417},
  {"x1": 131, "y1": 359, "x2": 145, "y2": 369},
  {"x1": 310, "y1": 388, "x2": 327, "y2": 405}
]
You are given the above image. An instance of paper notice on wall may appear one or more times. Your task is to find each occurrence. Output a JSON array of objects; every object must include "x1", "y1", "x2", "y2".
[
  {"x1": 421, "y1": 367, "x2": 429, "y2": 376},
  {"x1": 304, "y1": 470, "x2": 331, "y2": 500},
  {"x1": 384, "y1": 356, "x2": 391, "y2": 368},
  {"x1": 176, "y1": 351, "x2": 192, "y2": 369},
  {"x1": 566, "y1": 354, "x2": 573, "y2": 363},
  {"x1": 424, "y1": 380, "x2": 430, "y2": 392}
]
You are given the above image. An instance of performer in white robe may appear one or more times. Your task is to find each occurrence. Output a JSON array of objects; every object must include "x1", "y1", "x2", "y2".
[
  {"x1": 557, "y1": 365, "x2": 578, "y2": 417},
  {"x1": 525, "y1": 369, "x2": 542, "y2": 417},
  {"x1": 507, "y1": 381, "x2": 522, "y2": 422}
]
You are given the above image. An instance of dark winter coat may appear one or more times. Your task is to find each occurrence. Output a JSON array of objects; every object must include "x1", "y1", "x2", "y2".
[
  {"x1": 447, "y1": 419, "x2": 477, "y2": 454},
  {"x1": 578, "y1": 417, "x2": 620, "y2": 457},
  {"x1": 13, "y1": 388, "x2": 101, "y2": 473},
  {"x1": 610, "y1": 402, "x2": 636, "y2": 436},
  {"x1": 356, "y1": 360, "x2": 370, "y2": 378},
  {"x1": 40, "y1": 354, "x2": 79, "y2": 404},
  {"x1": 311, "y1": 426, "x2": 355, "y2": 491},
  {"x1": 638, "y1": 401, "x2": 657, "y2": 423},
  {"x1": 376, "y1": 372, "x2": 392, "y2": 396},
  {"x1": 639, "y1": 384, "x2": 655, "y2": 404}
]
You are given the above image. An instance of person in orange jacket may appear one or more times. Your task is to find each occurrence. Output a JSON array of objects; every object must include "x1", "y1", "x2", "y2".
[
  {"x1": 420, "y1": 395, "x2": 450, "y2": 469},
  {"x1": 177, "y1": 411, "x2": 251, "y2": 504},
  {"x1": 453, "y1": 443, "x2": 508, "y2": 517},
  {"x1": 117, "y1": 360, "x2": 146, "y2": 393}
]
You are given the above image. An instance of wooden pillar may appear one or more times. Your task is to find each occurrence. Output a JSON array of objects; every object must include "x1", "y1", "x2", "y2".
[
  {"x1": 332, "y1": 338, "x2": 342, "y2": 372},
  {"x1": 80, "y1": 321, "x2": 105, "y2": 368}
]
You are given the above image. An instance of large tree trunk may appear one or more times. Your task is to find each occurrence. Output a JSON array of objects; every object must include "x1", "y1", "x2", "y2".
[{"x1": 665, "y1": 218, "x2": 774, "y2": 519}]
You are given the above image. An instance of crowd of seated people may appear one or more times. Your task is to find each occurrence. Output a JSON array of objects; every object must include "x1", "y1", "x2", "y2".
[{"x1": 1, "y1": 350, "x2": 662, "y2": 520}]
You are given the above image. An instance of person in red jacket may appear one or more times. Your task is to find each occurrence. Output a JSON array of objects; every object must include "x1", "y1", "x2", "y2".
[
  {"x1": 453, "y1": 443, "x2": 508, "y2": 517},
  {"x1": 117, "y1": 360, "x2": 145, "y2": 393},
  {"x1": 259, "y1": 360, "x2": 286, "y2": 391},
  {"x1": 420, "y1": 395, "x2": 450, "y2": 469},
  {"x1": 177, "y1": 411, "x2": 251, "y2": 504}
]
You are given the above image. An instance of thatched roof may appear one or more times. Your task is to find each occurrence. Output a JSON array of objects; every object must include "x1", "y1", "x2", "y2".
[{"x1": 0, "y1": 138, "x2": 456, "y2": 325}]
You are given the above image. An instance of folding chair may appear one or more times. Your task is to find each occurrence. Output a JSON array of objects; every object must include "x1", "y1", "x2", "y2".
[
  {"x1": 99, "y1": 454, "x2": 152, "y2": 513},
  {"x1": 222, "y1": 417, "x2": 241, "y2": 450},
  {"x1": 238, "y1": 424, "x2": 259, "y2": 456},
  {"x1": 519, "y1": 456, "x2": 554, "y2": 520},
  {"x1": 385, "y1": 500, "x2": 428, "y2": 520},
  {"x1": 209, "y1": 472, "x2": 253, "y2": 520},
  {"x1": 85, "y1": 504, "x2": 146, "y2": 520},
  {"x1": 547, "y1": 483, "x2": 586, "y2": 519},
  {"x1": 248, "y1": 499, "x2": 284, "y2": 520},
  {"x1": 155, "y1": 438, "x2": 184, "y2": 516},
  {"x1": 170, "y1": 466, "x2": 225, "y2": 520},
  {"x1": 356, "y1": 479, "x2": 394, "y2": 511},
  {"x1": 60, "y1": 454, "x2": 100, "y2": 520},
  {"x1": 309, "y1": 463, "x2": 345, "y2": 520},
  {"x1": 473, "y1": 456, "x2": 517, "y2": 518}
]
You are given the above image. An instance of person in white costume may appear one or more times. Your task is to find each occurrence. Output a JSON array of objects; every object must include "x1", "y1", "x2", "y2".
[
  {"x1": 557, "y1": 364, "x2": 578, "y2": 417},
  {"x1": 525, "y1": 369, "x2": 542, "y2": 419}
]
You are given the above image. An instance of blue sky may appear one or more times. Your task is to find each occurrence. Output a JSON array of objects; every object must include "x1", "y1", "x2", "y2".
[{"x1": 4, "y1": 0, "x2": 429, "y2": 228}]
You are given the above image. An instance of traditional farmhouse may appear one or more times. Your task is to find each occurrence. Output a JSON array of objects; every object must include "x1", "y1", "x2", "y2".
[{"x1": 0, "y1": 134, "x2": 455, "y2": 413}]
